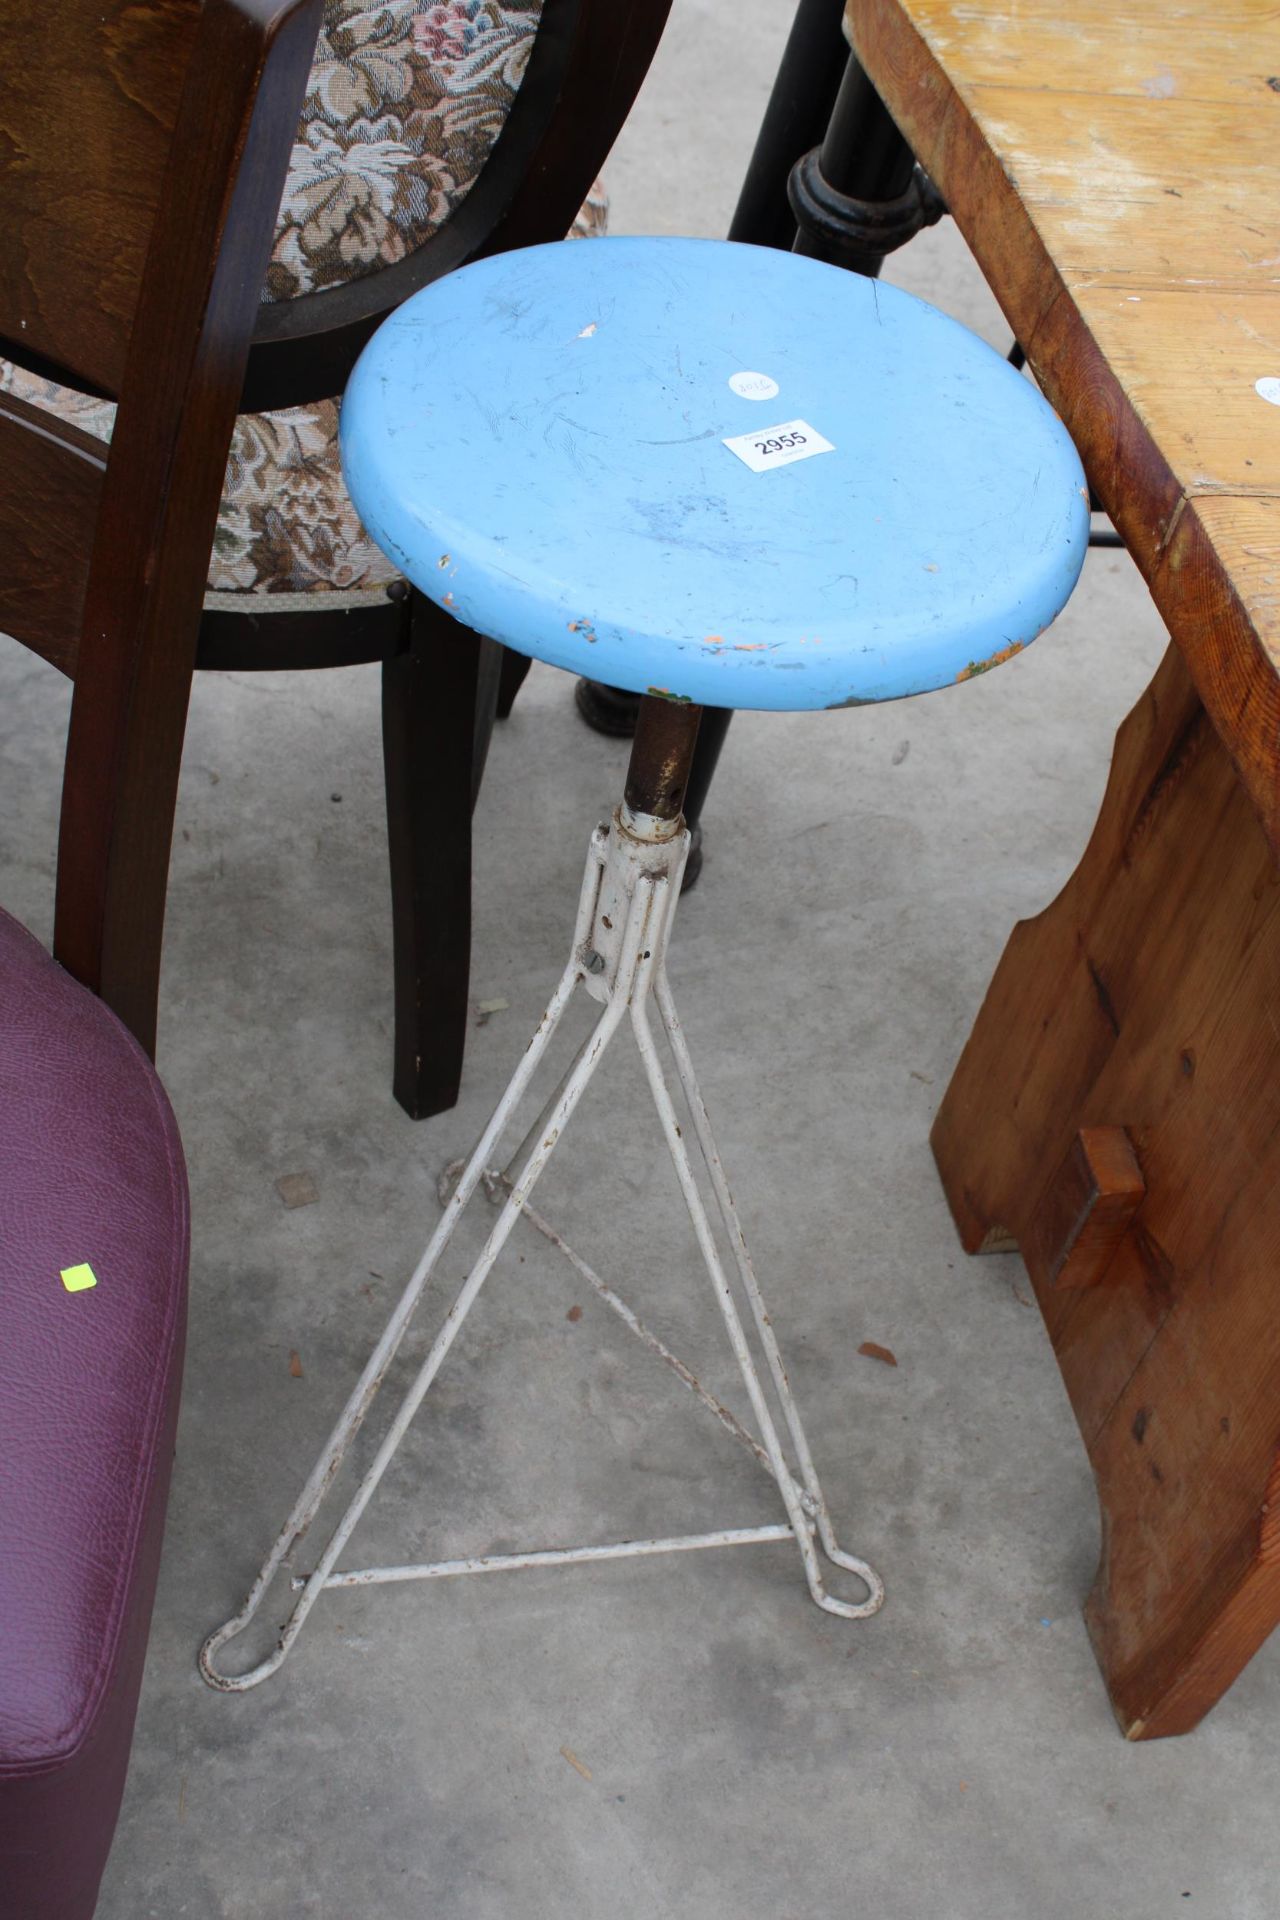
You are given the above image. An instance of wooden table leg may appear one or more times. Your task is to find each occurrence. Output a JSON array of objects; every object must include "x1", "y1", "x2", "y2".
[{"x1": 932, "y1": 641, "x2": 1280, "y2": 1738}]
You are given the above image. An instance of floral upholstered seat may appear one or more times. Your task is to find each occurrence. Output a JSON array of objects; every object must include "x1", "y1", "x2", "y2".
[{"x1": 0, "y1": 0, "x2": 604, "y2": 603}]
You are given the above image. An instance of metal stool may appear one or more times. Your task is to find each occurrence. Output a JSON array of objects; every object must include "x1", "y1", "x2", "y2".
[{"x1": 201, "y1": 237, "x2": 1088, "y2": 1690}]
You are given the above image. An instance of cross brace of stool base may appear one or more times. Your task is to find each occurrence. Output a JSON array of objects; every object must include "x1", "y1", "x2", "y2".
[{"x1": 200, "y1": 703, "x2": 883, "y2": 1692}]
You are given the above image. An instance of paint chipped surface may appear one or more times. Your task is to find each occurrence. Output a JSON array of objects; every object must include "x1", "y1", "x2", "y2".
[{"x1": 957, "y1": 641, "x2": 1025, "y2": 682}]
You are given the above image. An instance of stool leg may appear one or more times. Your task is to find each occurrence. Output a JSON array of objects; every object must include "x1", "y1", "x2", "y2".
[
  {"x1": 199, "y1": 832, "x2": 627, "y2": 1690},
  {"x1": 652, "y1": 970, "x2": 880, "y2": 1592},
  {"x1": 634, "y1": 986, "x2": 883, "y2": 1619}
]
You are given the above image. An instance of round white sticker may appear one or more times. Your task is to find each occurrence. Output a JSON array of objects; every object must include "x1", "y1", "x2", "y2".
[
  {"x1": 729, "y1": 370, "x2": 780, "y2": 401},
  {"x1": 1256, "y1": 376, "x2": 1280, "y2": 407}
]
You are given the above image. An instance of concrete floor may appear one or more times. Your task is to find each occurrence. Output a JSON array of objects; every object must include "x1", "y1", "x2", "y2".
[{"x1": 6, "y1": 2, "x2": 1280, "y2": 1914}]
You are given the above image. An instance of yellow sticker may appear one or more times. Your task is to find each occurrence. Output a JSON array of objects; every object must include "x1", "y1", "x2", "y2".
[{"x1": 60, "y1": 1263, "x2": 98, "y2": 1293}]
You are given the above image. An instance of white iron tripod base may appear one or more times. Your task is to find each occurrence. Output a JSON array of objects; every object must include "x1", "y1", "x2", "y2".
[{"x1": 200, "y1": 804, "x2": 884, "y2": 1692}]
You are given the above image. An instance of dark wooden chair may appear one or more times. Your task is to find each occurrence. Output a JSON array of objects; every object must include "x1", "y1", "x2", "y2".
[
  {"x1": 0, "y1": 8, "x2": 323, "y2": 1911},
  {"x1": 0, "y1": 0, "x2": 322, "y2": 1059},
  {"x1": 2, "y1": 0, "x2": 673, "y2": 1118}
]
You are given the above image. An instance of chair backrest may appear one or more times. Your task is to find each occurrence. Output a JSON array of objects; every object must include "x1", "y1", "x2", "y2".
[
  {"x1": 258, "y1": 0, "x2": 551, "y2": 309},
  {"x1": 0, "y1": 0, "x2": 322, "y2": 1044},
  {"x1": 242, "y1": 0, "x2": 674, "y2": 408}
]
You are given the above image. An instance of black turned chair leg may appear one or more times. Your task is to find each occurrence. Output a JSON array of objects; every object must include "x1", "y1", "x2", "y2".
[
  {"x1": 496, "y1": 644, "x2": 532, "y2": 721},
  {"x1": 471, "y1": 626, "x2": 503, "y2": 803},
  {"x1": 788, "y1": 55, "x2": 943, "y2": 273},
  {"x1": 382, "y1": 591, "x2": 500, "y2": 1119},
  {"x1": 683, "y1": 704, "x2": 732, "y2": 835},
  {"x1": 678, "y1": 704, "x2": 734, "y2": 890},
  {"x1": 574, "y1": 678, "x2": 641, "y2": 737},
  {"x1": 727, "y1": 0, "x2": 850, "y2": 251}
]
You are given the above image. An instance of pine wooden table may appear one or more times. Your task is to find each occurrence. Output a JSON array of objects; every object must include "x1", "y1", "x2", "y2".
[{"x1": 844, "y1": 0, "x2": 1280, "y2": 1737}]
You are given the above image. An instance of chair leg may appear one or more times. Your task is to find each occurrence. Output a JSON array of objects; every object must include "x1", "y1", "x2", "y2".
[
  {"x1": 470, "y1": 627, "x2": 503, "y2": 806},
  {"x1": 495, "y1": 645, "x2": 532, "y2": 721},
  {"x1": 54, "y1": 670, "x2": 199, "y2": 1060},
  {"x1": 683, "y1": 705, "x2": 732, "y2": 834},
  {"x1": 574, "y1": 679, "x2": 642, "y2": 736},
  {"x1": 381, "y1": 592, "x2": 497, "y2": 1120}
]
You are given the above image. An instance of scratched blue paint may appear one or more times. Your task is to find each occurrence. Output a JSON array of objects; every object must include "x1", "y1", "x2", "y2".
[{"x1": 341, "y1": 237, "x2": 1088, "y2": 710}]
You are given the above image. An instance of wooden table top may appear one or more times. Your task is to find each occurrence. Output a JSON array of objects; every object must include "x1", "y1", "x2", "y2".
[{"x1": 846, "y1": 0, "x2": 1280, "y2": 845}]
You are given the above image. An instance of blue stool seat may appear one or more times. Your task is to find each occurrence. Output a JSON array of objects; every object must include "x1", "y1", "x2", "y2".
[{"x1": 341, "y1": 236, "x2": 1088, "y2": 711}]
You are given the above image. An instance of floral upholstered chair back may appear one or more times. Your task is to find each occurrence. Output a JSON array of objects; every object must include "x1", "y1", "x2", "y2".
[
  {"x1": 0, "y1": 0, "x2": 604, "y2": 601},
  {"x1": 268, "y1": 1, "x2": 557, "y2": 301}
]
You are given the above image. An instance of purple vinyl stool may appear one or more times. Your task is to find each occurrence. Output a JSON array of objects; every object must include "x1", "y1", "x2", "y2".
[{"x1": 0, "y1": 910, "x2": 189, "y2": 1919}]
